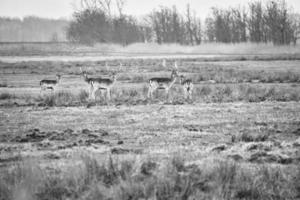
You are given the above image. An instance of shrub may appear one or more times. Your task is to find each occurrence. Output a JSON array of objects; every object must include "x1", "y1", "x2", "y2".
[
  {"x1": 197, "y1": 86, "x2": 212, "y2": 96},
  {"x1": 0, "y1": 93, "x2": 14, "y2": 100},
  {"x1": 0, "y1": 83, "x2": 8, "y2": 87},
  {"x1": 235, "y1": 131, "x2": 269, "y2": 142}
]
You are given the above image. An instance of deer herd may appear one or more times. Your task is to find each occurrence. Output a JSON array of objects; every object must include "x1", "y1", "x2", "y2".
[{"x1": 40, "y1": 60, "x2": 194, "y2": 102}]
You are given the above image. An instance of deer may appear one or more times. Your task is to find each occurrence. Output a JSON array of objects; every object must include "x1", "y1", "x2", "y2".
[
  {"x1": 80, "y1": 64, "x2": 119, "y2": 101},
  {"x1": 40, "y1": 74, "x2": 61, "y2": 93},
  {"x1": 80, "y1": 67, "x2": 101, "y2": 97},
  {"x1": 147, "y1": 61, "x2": 179, "y2": 101},
  {"x1": 179, "y1": 75, "x2": 193, "y2": 100}
]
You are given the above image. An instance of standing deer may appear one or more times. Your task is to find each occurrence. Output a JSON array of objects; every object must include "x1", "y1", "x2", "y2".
[
  {"x1": 40, "y1": 74, "x2": 61, "y2": 93},
  {"x1": 80, "y1": 65, "x2": 119, "y2": 101},
  {"x1": 147, "y1": 62, "x2": 179, "y2": 100},
  {"x1": 80, "y1": 67, "x2": 101, "y2": 99},
  {"x1": 179, "y1": 75, "x2": 193, "y2": 100}
]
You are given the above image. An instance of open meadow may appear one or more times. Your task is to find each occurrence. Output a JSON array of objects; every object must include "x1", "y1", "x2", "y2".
[{"x1": 0, "y1": 43, "x2": 300, "y2": 200}]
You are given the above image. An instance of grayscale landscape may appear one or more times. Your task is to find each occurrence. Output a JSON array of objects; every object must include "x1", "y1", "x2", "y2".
[{"x1": 0, "y1": 0, "x2": 300, "y2": 199}]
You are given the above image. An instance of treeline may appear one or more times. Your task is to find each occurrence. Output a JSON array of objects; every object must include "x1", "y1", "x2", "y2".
[
  {"x1": 68, "y1": 0, "x2": 300, "y2": 45},
  {"x1": 67, "y1": 0, "x2": 150, "y2": 45},
  {"x1": 0, "y1": 0, "x2": 299, "y2": 45},
  {"x1": 67, "y1": 0, "x2": 201, "y2": 45},
  {"x1": 0, "y1": 16, "x2": 68, "y2": 42},
  {"x1": 67, "y1": 9, "x2": 149, "y2": 45},
  {"x1": 148, "y1": 5, "x2": 202, "y2": 45},
  {"x1": 205, "y1": 1, "x2": 300, "y2": 45}
]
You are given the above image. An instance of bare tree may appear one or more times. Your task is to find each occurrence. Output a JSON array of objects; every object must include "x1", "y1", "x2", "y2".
[
  {"x1": 186, "y1": 4, "x2": 194, "y2": 44},
  {"x1": 71, "y1": 0, "x2": 299, "y2": 45},
  {"x1": 99, "y1": 0, "x2": 112, "y2": 17},
  {"x1": 265, "y1": 0, "x2": 294, "y2": 45},
  {"x1": 205, "y1": 16, "x2": 215, "y2": 42},
  {"x1": 116, "y1": 0, "x2": 126, "y2": 17},
  {"x1": 248, "y1": 1, "x2": 265, "y2": 42},
  {"x1": 290, "y1": 13, "x2": 300, "y2": 45},
  {"x1": 148, "y1": 5, "x2": 201, "y2": 45}
]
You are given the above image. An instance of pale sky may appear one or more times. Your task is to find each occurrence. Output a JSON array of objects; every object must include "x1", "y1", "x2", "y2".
[{"x1": 0, "y1": 0, "x2": 300, "y2": 20}]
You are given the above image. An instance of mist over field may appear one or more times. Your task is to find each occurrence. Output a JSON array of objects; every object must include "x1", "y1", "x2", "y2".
[{"x1": 0, "y1": 17, "x2": 68, "y2": 42}]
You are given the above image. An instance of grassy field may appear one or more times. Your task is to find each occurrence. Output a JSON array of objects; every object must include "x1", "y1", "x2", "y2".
[
  {"x1": 1, "y1": 59, "x2": 300, "y2": 106},
  {"x1": 0, "y1": 53, "x2": 300, "y2": 199}
]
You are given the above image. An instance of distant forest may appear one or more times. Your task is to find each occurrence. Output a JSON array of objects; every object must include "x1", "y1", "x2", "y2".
[
  {"x1": 68, "y1": 0, "x2": 300, "y2": 45},
  {"x1": 0, "y1": 0, "x2": 300, "y2": 45},
  {"x1": 0, "y1": 16, "x2": 69, "y2": 42}
]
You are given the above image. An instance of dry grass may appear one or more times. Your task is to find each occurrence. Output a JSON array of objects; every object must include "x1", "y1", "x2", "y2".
[
  {"x1": 36, "y1": 90, "x2": 89, "y2": 107},
  {"x1": 2, "y1": 60, "x2": 300, "y2": 87},
  {"x1": 0, "y1": 154, "x2": 299, "y2": 200},
  {"x1": 193, "y1": 84, "x2": 300, "y2": 103},
  {"x1": 0, "y1": 83, "x2": 299, "y2": 107},
  {"x1": 187, "y1": 69, "x2": 300, "y2": 84},
  {"x1": 232, "y1": 131, "x2": 270, "y2": 143},
  {"x1": 116, "y1": 70, "x2": 300, "y2": 84}
]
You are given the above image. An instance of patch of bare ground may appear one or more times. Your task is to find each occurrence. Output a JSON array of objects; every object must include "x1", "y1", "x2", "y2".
[{"x1": 0, "y1": 102, "x2": 299, "y2": 165}]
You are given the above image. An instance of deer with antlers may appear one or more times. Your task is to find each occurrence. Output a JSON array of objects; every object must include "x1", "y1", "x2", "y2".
[
  {"x1": 147, "y1": 61, "x2": 179, "y2": 101},
  {"x1": 80, "y1": 63, "x2": 120, "y2": 101}
]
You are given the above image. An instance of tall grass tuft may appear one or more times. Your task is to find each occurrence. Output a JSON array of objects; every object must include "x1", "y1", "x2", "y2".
[{"x1": 38, "y1": 91, "x2": 87, "y2": 107}]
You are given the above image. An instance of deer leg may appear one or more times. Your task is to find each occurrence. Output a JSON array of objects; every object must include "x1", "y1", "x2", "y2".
[
  {"x1": 183, "y1": 89, "x2": 187, "y2": 99},
  {"x1": 165, "y1": 88, "x2": 170, "y2": 102},
  {"x1": 89, "y1": 89, "x2": 92, "y2": 100},
  {"x1": 87, "y1": 85, "x2": 92, "y2": 100},
  {"x1": 107, "y1": 88, "x2": 111, "y2": 101},
  {"x1": 91, "y1": 87, "x2": 96, "y2": 101},
  {"x1": 98, "y1": 89, "x2": 102, "y2": 100},
  {"x1": 189, "y1": 86, "x2": 193, "y2": 100},
  {"x1": 188, "y1": 89, "x2": 192, "y2": 100},
  {"x1": 147, "y1": 87, "x2": 153, "y2": 99}
]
